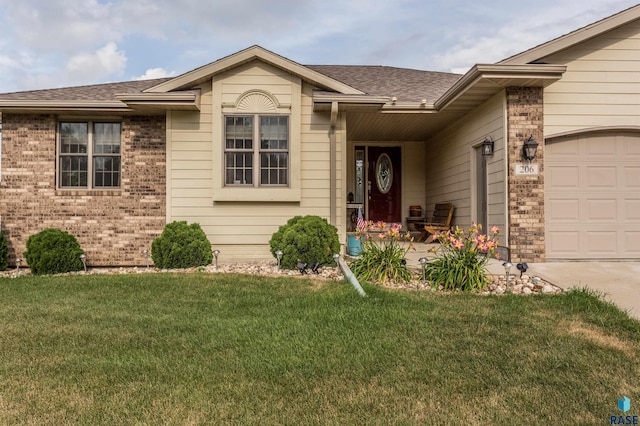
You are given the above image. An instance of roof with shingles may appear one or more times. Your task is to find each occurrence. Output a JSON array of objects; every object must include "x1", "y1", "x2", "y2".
[
  {"x1": 0, "y1": 66, "x2": 461, "y2": 104},
  {"x1": 0, "y1": 78, "x2": 171, "y2": 102},
  {"x1": 307, "y1": 65, "x2": 462, "y2": 103}
]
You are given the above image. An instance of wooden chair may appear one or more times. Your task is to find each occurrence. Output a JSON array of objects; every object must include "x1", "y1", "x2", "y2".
[{"x1": 415, "y1": 203, "x2": 454, "y2": 243}]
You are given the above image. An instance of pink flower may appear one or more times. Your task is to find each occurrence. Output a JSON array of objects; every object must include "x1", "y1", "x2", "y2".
[{"x1": 491, "y1": 226, "x2": 500, "y2": 234}]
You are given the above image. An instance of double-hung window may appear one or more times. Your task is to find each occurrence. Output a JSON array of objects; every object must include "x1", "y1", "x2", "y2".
[
  {"x1": 225, "y1": 115, "x2": 288, "y2": 187},
  {"x1": 58, "y1": 121, "x2": 121, "y2": 189}
]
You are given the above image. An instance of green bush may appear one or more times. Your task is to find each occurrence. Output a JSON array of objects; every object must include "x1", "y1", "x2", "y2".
[
  {"x1": 151, "y1": 221, "x2": 213, "y2": 269},
  {"x1": 0, "y1": 233, "x2": 8, "y2": 271},
  {"x1": 24, "y1": 229, "x2": 84, "y2": 275},
  {"x1": 269, "y1": 215, "x2": 340, "y2": 270},
  {"x1": 424, "y1": 224, "x2": 500, "y2": 291},
  {"x1": 349, "y1": 221, "x2": 414, "y2": 284}
]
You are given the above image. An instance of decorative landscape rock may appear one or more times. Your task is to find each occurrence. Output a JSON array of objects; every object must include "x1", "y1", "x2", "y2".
[{"x1": 3, "y1": 260, "x2": 563, "y2": 295}]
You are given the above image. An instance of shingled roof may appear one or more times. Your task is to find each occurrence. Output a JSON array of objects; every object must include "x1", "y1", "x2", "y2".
[
  {"x1": 0, "y1": 78, "x2": 171, "y2": 102},
  {"x1": 307, "y1": 65, "x2": 461, "y2": 103},
  {"x1": 0, "y1": 65, "x2": 461, "y2": 104}
]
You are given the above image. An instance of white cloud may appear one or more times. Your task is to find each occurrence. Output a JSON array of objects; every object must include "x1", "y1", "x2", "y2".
[
  {"x1": 132, "y1": 68, "x2": 177, "y2": 80},
  {"x1": 66, "y1": 43, "x2": 127, "y2": 79}
]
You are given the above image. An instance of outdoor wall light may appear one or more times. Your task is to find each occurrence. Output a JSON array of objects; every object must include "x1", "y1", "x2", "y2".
[
  {"x1": 481, "y1": 137, "x2": 494, "y2": 156},
  {"x1": 275, "y1": 250, "x2": 283, "y2": 271},
  {"x1": 418, "y1": 257, "x2": 427, "y2": 286},
  {"x1": 213, "y1": 249, "x2": 220, "y2": 270},
  {"x1": 517, "y1": 262, "x2": 528, "y2": 277},
  {"x1": 79, "y1": 253, "x2": 87, "y2": 273},
  {"x1": 522, "y1": 136, "x2": 539, "y2": 162},
  {"x1": 503, "y1": 261, "x2": 513, "y2": 284}
]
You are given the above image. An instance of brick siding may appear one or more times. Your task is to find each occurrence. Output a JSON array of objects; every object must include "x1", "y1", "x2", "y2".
[
  {"x1": 506, "y1": 87, "x2": 545, "y2": 263},
  {"x1": 0, "y1": 114, "x2": 166, "y2": 266}
]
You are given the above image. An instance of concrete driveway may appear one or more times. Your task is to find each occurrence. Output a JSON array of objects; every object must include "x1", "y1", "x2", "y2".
[{"x1": 484, "y1": 260, "x2": 640, "y2": 319}]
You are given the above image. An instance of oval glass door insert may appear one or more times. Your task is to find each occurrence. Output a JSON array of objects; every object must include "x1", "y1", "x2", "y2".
[{"x1": 375, "y1": 153, "x2": 393, "y2": 194}]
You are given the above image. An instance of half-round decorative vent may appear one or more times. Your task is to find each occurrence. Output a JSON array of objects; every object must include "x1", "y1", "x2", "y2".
[{"x1": 236, "y1": 91, "x2": 277, "y2": 112}]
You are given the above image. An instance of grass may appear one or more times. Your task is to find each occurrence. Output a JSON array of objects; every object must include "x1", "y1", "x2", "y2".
[{"x1": 0, "y1": 272, "x2": 639, "y2": 425}]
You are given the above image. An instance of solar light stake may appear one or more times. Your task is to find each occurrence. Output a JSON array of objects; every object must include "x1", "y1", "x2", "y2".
[
  {"x1": 79, "y1": 253, "x2": 87, "y2": 273},
  {"x1": 15, "y1": 258, "x2": 22, "y2": 275},
  {"x1": 503, "y1": 261, "x2": 513, "y2": 285},
  {"x1": 142, "y1": 249, "x2": 150, "y2": 269},
  {"x1": 418, "y1": 257, "x2": 427, "y2": 288},
  {"x1": 275, "y1": 250, "x2": 283, "y2": 271},
  {"x1": 213, "y1": 249, "x2": 220, "y2": 270}
]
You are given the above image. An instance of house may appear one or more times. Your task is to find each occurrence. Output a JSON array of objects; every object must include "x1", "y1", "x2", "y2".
[{"x1": 1, "y1": 5, "x2": 639, "y2": 266}]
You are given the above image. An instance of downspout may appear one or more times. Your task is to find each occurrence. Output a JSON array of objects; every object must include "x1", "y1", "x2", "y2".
[{"x1": 329, "y1": 101, "x2": 338, "y2": 226}]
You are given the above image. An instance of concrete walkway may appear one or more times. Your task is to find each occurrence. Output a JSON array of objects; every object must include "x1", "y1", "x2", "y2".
[{"x1": 404, "y1": 243, "x2": 640, "y2": 319}]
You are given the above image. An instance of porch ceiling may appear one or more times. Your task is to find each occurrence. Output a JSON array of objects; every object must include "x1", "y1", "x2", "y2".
[{"x1": 339, "y1": 64, "x2": 566, "y2": 142}]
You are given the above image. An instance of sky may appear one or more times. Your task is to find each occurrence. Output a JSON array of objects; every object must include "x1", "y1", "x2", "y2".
[{"x1": 0, "y1": 0, "x2": 638, "y2": 94}]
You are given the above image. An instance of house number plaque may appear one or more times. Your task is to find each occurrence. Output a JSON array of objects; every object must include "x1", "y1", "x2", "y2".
[{"x1": 514, "y1": 163, "x2": 539, "y2": 176}]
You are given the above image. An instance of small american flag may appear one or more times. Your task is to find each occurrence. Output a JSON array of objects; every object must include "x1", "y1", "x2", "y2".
[{"x1": 356, "y1": 207, "x2": 366, "y2": 230}]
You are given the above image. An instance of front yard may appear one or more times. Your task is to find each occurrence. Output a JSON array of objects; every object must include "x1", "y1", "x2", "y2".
[{"x1": 0, "y1": 272, "x2": 638, "y2": 424}]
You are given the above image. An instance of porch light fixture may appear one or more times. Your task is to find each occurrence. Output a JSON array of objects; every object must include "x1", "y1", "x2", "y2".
[
  {"x1": 275, "y1": 250, "x2": 283, "y2": 271},
  {"x1": 418, "y1": 257, "x2": 427, "y2": 286},
  {"x1": 481, "y1": 137, "x2": 494, "y2": 156},
  {"x1": 79, "y1": 253, "x2": 87, "y2": 273},
  {"x1": 213, "y1": 249, "x2": 220, "y2": 270},
  {"x1": 522, "y1": 136, "x2": 539, "y2": 162}
]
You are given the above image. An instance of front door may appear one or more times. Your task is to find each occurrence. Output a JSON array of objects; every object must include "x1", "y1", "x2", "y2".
[{"x1": 367, "y1": 146, "x2": 401, "y2": 223}]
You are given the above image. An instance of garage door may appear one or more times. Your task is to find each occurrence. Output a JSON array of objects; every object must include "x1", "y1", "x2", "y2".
[{"x1": 545, "y1": 131, "x2": 640, "y2": 259}]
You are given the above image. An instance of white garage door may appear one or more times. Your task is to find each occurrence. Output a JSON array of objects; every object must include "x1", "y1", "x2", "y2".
[{"x1": 545, "y1": 131, "x2": 640, "y2": 259}]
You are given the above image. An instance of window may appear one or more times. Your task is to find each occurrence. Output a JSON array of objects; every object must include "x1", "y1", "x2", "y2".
[
  {"x1": 58, "y1": 121, "x2": 121, "y2": 188},
  {"x1": 225, "y1": 115, "x2": 288, "y2": 186}
]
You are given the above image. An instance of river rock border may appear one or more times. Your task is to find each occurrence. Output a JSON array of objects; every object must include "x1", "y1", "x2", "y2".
[{"x1": 3, "y1": 260, "x2": 563, "y2": 295}]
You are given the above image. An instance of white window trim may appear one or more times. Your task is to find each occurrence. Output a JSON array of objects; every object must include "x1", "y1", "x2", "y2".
[
  {"x1": 212, "y1": 83, "x2": 301, "y2": 203},
  {"x1": 224, "y1": 114, "x2": 290, "y2": 188},
  {"x1": 57, "y1": 120, "x2": 122, "y2": 190}
]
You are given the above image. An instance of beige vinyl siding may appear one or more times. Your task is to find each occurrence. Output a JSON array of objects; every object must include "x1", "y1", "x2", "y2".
[
  {"x1": 424, "y1": 91, "x2": 507, "y2": 242},
  {"x1": 543, "y1": 21, "x2": 640, "y2": 136},
  {"x1": 403, "y1": 142, "x2": 427, "y2": 222},
  {"x1": 167, "y1": 61, "x2": 343, "y2": 260}
]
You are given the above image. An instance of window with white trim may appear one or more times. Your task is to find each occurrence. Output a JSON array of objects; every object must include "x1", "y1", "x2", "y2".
[
  {"x1": 224, "y1": 115, "x2": 288, "y2": 186},
  {"x1": 58, "y1": 121, "x2": 121, "y2": 188}
]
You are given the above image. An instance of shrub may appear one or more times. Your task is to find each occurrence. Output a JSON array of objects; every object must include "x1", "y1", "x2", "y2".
[
  {"x1": 349, "y1": 221, "x2": 414, "y2": 284},
  {"x1": 151, "y1": 221, "x2": 213, "y2": 269},
  {"x1": 24, "y1": 229, "x2": 84, "y2": 275},
  {"x1": 424, "y1": 224, "x2": 500, "y2": 291},
  {"x1": 0, "y1": 233, "x2": 8, "y2": 271},
  {"x1": 269, "y1": 215, "x2": 340, "y2": 270}
]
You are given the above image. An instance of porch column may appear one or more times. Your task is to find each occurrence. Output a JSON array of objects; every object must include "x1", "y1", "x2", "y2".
[{"x1": 506, "y1": 87, "x2": 545, "y2": 263}]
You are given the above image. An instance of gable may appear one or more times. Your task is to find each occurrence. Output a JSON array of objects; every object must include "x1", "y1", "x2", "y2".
[{"x1": 145, "y1": 45, "x2": 364, "y2": 96}]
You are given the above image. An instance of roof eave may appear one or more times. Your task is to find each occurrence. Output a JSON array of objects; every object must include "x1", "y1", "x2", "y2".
[
  {"x1": 116, "y1": 91, "x2": 201, "y2": 111},
  {"x1": 0, "y1": 100, "x2": 133, "y2": 113},
  {"x1": 435, "y1": 64, "x2": 566, "y2": 111}
]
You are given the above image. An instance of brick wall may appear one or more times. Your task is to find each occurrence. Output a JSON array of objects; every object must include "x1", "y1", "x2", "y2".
[
  {"x1": 506, "y1": 87, "x2": 545, "y2": 263},
  {"x1": 0, "y1": 113, "x2": 166, "y2": 266}
]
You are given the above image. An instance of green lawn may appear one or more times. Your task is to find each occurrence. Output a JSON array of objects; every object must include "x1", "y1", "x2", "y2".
[{"x1": 0, "y1": 272, "x2": 638, "y2": 425}]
